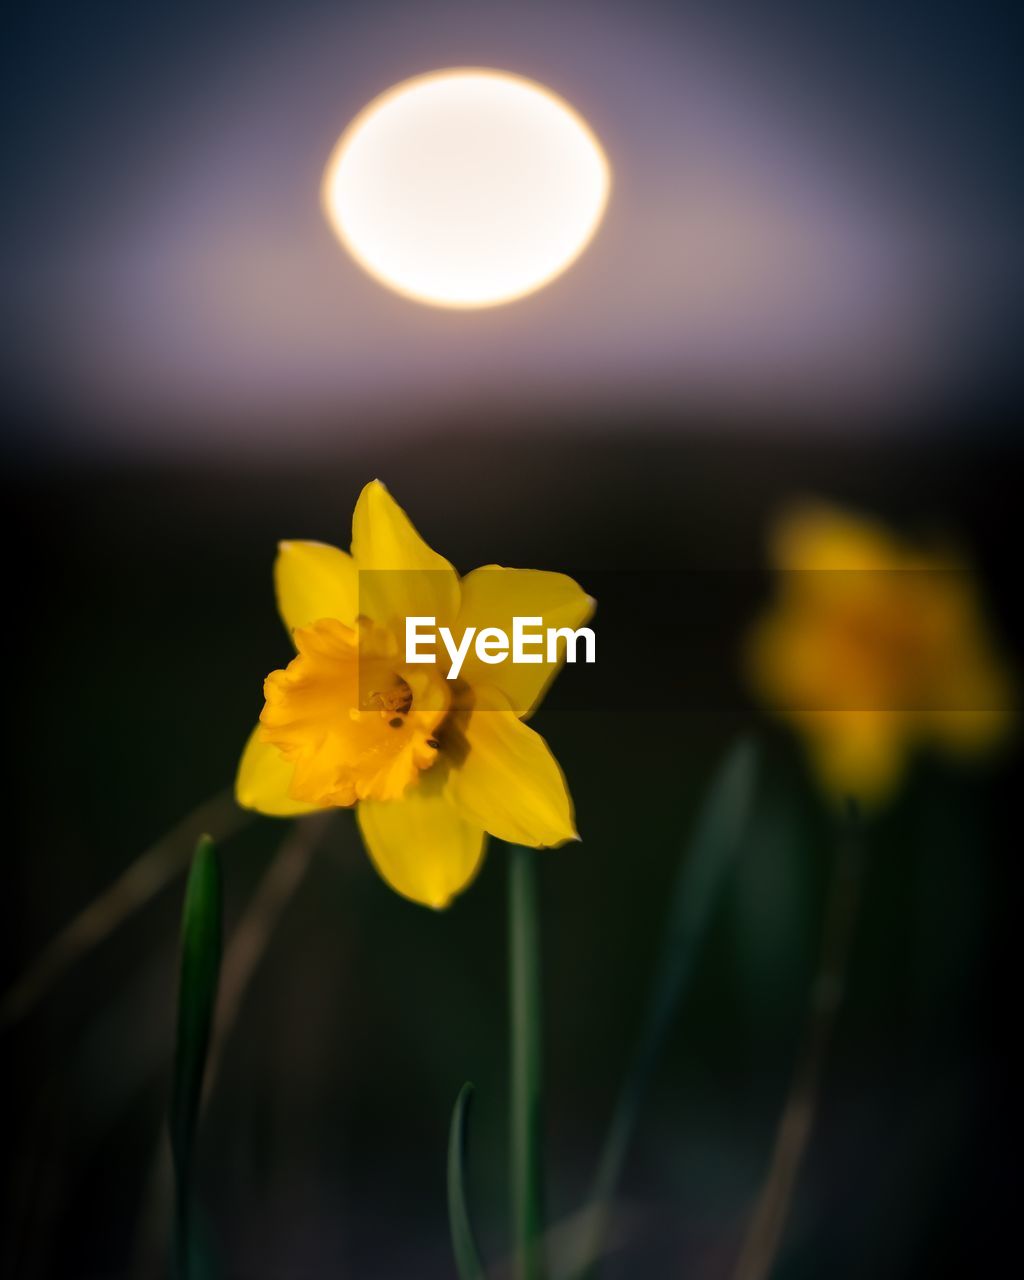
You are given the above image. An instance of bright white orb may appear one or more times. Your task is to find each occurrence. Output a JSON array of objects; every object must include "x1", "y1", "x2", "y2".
[{"x1": 322, "y1": 68, "x2": 611, "y2": 309}]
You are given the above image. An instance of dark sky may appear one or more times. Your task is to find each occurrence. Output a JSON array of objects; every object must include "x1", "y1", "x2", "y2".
[{"x1": 2, "y1": 1, "x2": 1022, "y2": 454}]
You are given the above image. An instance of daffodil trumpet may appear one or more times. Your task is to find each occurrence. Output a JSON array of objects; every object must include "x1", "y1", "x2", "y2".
[{"x1": 235, "y1": 479, "x2": 594, "y2": 910}]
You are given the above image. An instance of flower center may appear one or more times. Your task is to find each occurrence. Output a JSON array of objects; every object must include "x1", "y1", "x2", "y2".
[
  {"x1": 259, "y1": 617, "x2": 450, "y2": 806},
  {"x1": 368, "y1": 677, "x2": 413, "y2": 723}
]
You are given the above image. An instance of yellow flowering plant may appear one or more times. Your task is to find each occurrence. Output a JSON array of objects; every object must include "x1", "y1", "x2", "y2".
[
  {"x1": 234, "y1": 479, "x2": 593, "y2": 909},
  {"x1": 746, "y1": 500, "x2": 1014, "y2": 806},
  {"x1": 228, "y1": 478, "x2": 609, "y2": 1277},
  {"x1": 730, "y1": 502, "x2": 1015, "y2": 1280}
]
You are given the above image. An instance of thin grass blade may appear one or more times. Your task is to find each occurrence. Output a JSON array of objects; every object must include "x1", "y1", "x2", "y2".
[
  {"x1": 1, "y1": 791, "x2": 246, "y2": 1029},
  {"x1": 170, "y1": 835, "x2": 223, "y2": 1275},
  {"x1": 448, "y1": 1082, "x2": 489, "y2": 1280}
]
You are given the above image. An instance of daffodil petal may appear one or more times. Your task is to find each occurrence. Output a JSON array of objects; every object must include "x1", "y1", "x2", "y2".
[
  {"x1": 770, "y1": 502, "x2": 930, "y2": 572},
  {"x1": 925, "y1": 653, "x2": 1015, "y2": 755},
  {"x1": 357, "y1": 774, "x2": 486, "y2": 909},
  {"x1": 235, "y1": 726, "x2": 325, "y2": 816},
  {"x1": 275, "y1": 540, "x2": 359, "y2": 636},
  {"x1": 801, "y1": 710, "x2": 908, "y2": 807},
  {"x1": 455, "y1": 566, "x2": 595, "y2": 718},
  {"x1": 445, "y1": 685, "x2": 577, "y2": 846},
  {"x1": 350, "y1": 480, "x2": 460, "y2": 629}
]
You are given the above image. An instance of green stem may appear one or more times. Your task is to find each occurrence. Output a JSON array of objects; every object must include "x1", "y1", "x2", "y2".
[{"x1": 508, "y1": 844, "x2": 545, "y2": 1280}]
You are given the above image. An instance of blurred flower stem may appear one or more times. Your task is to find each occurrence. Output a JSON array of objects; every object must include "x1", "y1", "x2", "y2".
[
  {"x1": 572, "y1": 740, "x2": 757, "y2": 1280},
  {"x1": 509, "y1": 845, "x2": 546, "y2": 1280},
  {"x1": 202, "y1": 811, "x2": 335, "y2": 1104},
  {"x1": 732, "y1": 801, "x2": 865, "y2": 1280}
]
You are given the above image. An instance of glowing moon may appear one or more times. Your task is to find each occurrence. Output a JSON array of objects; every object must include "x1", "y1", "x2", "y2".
[{"x1": 322, "y1": 68, "x2": 611, "y2": 309}]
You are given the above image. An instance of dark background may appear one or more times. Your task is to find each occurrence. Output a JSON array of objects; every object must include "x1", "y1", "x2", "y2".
[{"x1": 2, "y1": 2, "x2": 1021, "y2": 1277}]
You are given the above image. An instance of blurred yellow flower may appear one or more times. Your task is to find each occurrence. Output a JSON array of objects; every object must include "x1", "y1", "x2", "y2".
[
  {"x1": 745, "y1": 502, "x2": 1013, "y2": 806},
  {"x1": 235, "y1": 480, "x2": 593, "y2": 908}
]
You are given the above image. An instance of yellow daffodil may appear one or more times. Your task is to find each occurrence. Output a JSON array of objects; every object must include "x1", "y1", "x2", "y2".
[
  {"x1": 745, "y1": 501, "x2": 1013, "y2": 806},
  {"x1": 235, "y1": 480, "x2": 593, "y2": 908}
]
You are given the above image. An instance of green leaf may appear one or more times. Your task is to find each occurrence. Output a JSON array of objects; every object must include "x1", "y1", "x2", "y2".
[
  {"x1": 170, "y1": 834, "x2": 223, "y2": 1275},
  {"x1": 447, "y1": 1082, "x2": 489, "y2": 1280},
  {"x1": 574, "y1": 738, "x2": 758, "y2": 1278}
]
